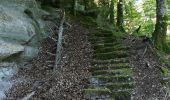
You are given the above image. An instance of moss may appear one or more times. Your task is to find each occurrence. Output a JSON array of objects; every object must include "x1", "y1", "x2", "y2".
[
  {"x1": 160, "y1": 67, "x2": 169, "y2": 77},
  {"x1": 91, "y1": 75, "x2": 133, "y2": 83},
  {"x1": 93, "y1": 43, "x2": 117, "y2": 49},
  {"x1": 111, "y1": 91, "x2": 132, "y2": 100},
  {"x1": 90, "y1": 37, "x2": 116, "y2": 44},
  {"x1": 92, "y1": 68, "x2": 133, "y2": 76},
  {"x1": 91, "y1": 58, "x2": 129, "y2": 65},
  {"x1": 90, "y1": 32, "x2": 113, "y2": 37},
  {"x1": 106, "y1": 82, "x2": 135, "y2": 90},
  {"x1": 93, "y1": 42, "x2": 124, "y2": 50},
  {"x1": 167, "y1": 63, "x2": 170, "y2": 68},
  {"x1": 154, "y1": 39, "x2": 170, "y2": 54},
  {"x1": 79, "y1": 16, "x2": 97, "y2": 27},
  {"x1": 85, "y1": 86, "x2": 133, "y2": 98},
  {"x1": 91, "y1": 64, "x2": 130, "y2": 71},
  {"x1": 96, "y1": 28, "x2": 126, "y2": 38},
  {"x1": 97, "y1": 28, "x2": 113, "y2": 33},
  {"x1": 84, "y1": 88, "x2": 111, "y2": 94},
  {"x1": 94, "y1": 46, "x2": 131, "y2": 53}
]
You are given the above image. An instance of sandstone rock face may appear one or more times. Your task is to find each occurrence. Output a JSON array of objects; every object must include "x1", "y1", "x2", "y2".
[
  {"x1": 0, "y1": 0, "x2": 48, "y2": 99},
  {"x1": 0, "y1": 40, "x2": 24, "y2": 60},
  {"x1": 0, "y1": 62, "x2": 18, "y2": 99}
]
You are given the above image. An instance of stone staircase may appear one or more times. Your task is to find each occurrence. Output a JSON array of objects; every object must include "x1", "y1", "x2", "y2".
[{"x1": 84, "y1": 30, "x2": 135, "y2": 100}]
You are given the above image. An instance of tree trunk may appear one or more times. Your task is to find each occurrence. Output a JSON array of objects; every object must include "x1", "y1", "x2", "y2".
[
  {"x1": 110, "y1": 0, "x2": 114, "y2": 24},
  {"x1": 83, "y1": 0, "x2": 88, "y2": 10},
  {"x1": 72, "y1": 0, "x2": 76, "y2": 16},
  {"x1": 152, "y1": 0, "x2": 168, "y2": 50},
  {"x1": 117, "y1": 0, "x2": 125, "y2": 32}
]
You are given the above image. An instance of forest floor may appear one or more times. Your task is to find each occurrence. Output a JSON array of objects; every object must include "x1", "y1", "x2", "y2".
[
  {"x1": 6, "y1": 16, "x2": 167, "y2": 100},
  {"x1": 124, "y1": 36, "x2": 166, "y2": 100},
  {"x1": 6, "y1": 19, "x2": 92, "y2": 99}
]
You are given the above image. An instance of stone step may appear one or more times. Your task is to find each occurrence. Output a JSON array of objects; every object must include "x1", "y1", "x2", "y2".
[
  {"x1": 93, "y1": 43, "x2": 128, "y2": 50},
  {"x1": 111, "y1": 89, "x2": 132, "y2": 100},
  {"x1": 84, "y1": 88, "x2": 111, "y2": 95},
  {"x1": 94, "y1": 51, "x2": 129, "y2": 60},
  {"x1": 93, "y1": 42, "x2": 120, "y2": 49},
  {"x1": 88, "y1": 82, "x2": 135, "y2": 91},
  {"x1": 89, "y1": 36, "x2": 115, "y2": 41},
  {"x1": 91, "y1": 63, "x2": 130, "y2": 71},
  {"x1": 91, "y1": 68, "x2": 133, "y2": 76},
  {"x1": 84, "y1": 88, "x2": 133, "y2": 100},
  {"x1": 84, "y1": 95, "x2": 111, "y2": 100},
  {"x1": 90, "y1": 37, "x2": 116, "y2": 44},
  {"x1": 105, "y1": 82, "x2": 135, "y2": 91},
  {"x1": 96, "y1": 28, "x2": 113, "y2": 33},
  {"x1": 88, "y1": 32, "x2": 113, "y2": 37},
  {"x1": 86, "y1": 30, "x2": 134, "y2": 100},
  {"x1": 91, "y1": 58, "x2": 129, "y2": 65},
  {"x1": 90, "y1": 75, "x2": 133, "y2": 84},
  {"x1": 94, "y1": 46, "x2": 131, "y2": 53}
]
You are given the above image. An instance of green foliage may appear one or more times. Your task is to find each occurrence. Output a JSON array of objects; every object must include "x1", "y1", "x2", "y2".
[
  {"x1": 124, "y1": 1, "x2": 142, "y2": 34},
  {"x1": 143, "y1": 0, "x2": 156, "y2": 18},
  {"x1": 96, "y1": 4, "x2": 110, "y2": 27},
  {"x1": 123, "y1": 0, "x2": 156, "y2": 37},
  {"x1": 160, "y1": 67, "x2": 169, "y2": 77}
]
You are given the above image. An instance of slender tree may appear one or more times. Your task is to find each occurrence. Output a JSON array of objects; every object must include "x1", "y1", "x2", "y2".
[
  {"x1": 110, "y1": 0, "x2": 115, "y2": 24},
  {"x1": 72, "y1": 0, "x2": 76, "y2": 16},
  {"x1": 152, "y1": 0, "x2": 168, "y2": 50},
  {"x1": 83, "y1": 0, "x2": 88, "y2": 10},
  {"x1": 117, "y1": 0, "x2": 125, "y2": 32}
]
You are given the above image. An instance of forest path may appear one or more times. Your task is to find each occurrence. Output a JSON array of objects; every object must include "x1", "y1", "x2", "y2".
[
  {"x1": 5, "y1": 16, "x2": 166, "y2": 100},
  {"x1": 84, "y1": 27, "x2": 166, "y2": 100}
]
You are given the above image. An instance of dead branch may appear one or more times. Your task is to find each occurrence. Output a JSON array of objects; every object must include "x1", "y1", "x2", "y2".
[
  {"x1": 46, "y1": 51, "x2": 56, "y2": 56},
  {"x1": 53, "y1": 10, "x2": 65, "y2": 72},
  {"x1": 142, "y1": 46, "x2": 147, "y2": 58},
  {"x1": 48, "y1": 36, "x2": 57, "y2": 42}
]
